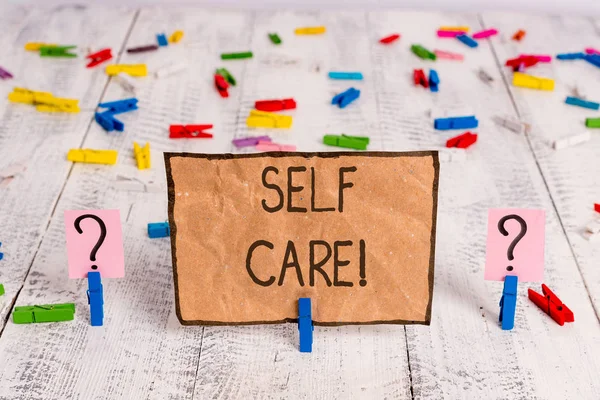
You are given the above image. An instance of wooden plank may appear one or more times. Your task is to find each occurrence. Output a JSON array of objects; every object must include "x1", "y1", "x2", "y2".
[
  {"x1": 0, "y1": 5, "x2": 136, "y2": 329},
  {"x1": 480, "y1": 12, "x2": 600, "y2": 316},
  {"x1": 367, "y1": 10, "x2": 600, "y2": 399}
]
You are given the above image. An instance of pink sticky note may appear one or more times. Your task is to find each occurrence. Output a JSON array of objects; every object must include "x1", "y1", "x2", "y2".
[
  {"x1": 484, "y1": 209, "x2": 545, "y2": 282},
  {"x1": 64, "y1": 210, "x2": 125, "y2": 279}
]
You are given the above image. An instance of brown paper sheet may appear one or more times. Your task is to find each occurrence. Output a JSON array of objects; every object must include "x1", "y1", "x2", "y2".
[{"x1": 165, "y1": 151, "x2": 439, "y2": 326}]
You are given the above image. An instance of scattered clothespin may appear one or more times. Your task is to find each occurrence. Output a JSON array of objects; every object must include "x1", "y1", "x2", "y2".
[
  {"x1": 155, "y1": 62, "x2": 187, "y2": 78},
  {"x1": 0, "y1": 242, "x2": 2, "y2": 261},
  {"x1": 446, "y1": 132, "x2": 477, "y2": 149},
  {"x1": 585, "y1": 48, "x2": 600, "y2": 55},
  {"x1": 439, "y1": 26, "x2": 469, "y2": 32},
  {"x1": 13, "y1": 303, "x2": 75, "y2": 324},
  {"x1": 232, "y1": 136, "x2": 272, "y2": 148},
  {"x1": 413, "y1": 69, "x2": 428, "y2": 88},
  {"x1": 169, "y1": 125, "x2": 213, "y2": 139},
  {"x1": 0, "y1": 283, "x2": 4, "y2": 296},
  {"x1": 585, "y1": 219, "x2": 600, "y2": 235},
  {"x1": 255, "y1": 141, "x2": 296, "y2": 152},
  {"x1": 586, "y1": 118, "x2": 600, "y2": 128},
  {"x1": 255, "y1": 98, "x2": 296, "y2": 112},
  {"x1": 268, "y1": 33, "x2": 282, "y2": 45},
  {"x1": 429, "y1": 69, "x2": 439, "y2": 92},
  {"x1": 221, "y1": 51, "x2": 253, "y2": 60},
  {"x1": 583, "y1": 54, "x2": 600, "y2": 69},
  {"x1": 86, "y1": 48, "x2": 112, "y2": 68},
  {"x1": 473, "y1": 28, "x2": 498, "y2": 39},
  {"x1": 478, "y1": 68, "x2": 494, "y2": 84},
  {"x1": 294, "y1": 26, "x2": 326, "y2": 35},
  {"x1": 492, "y1": 115, "x2": 530, "y2": 134},
  {"x1": 411, "y1": 44, "x2": 436, "y2": 60},
  {"x1": 215, "y1": 68, "x2": 236, "y2": 85},
  {"x1": 512, "y1": 30, "x2": 526, "y2": 41},
  {"x1": 434, "y1": 50, "x2": 463, "y2": 61},
  {"x1": 214, "y1": 74, "x2": 229, "y2": 98},
  {"x1": 40, "y1": 45, "x2": 77, "y2": 58},
  {"x1": 298, "y1": 298, "x2": 313, "y2": 353},
  {"x1": 106, "y1": 64, "x2": 148, "y2": 77},
  {"x1": 565, "y1": 96, "x2": 599, "y2": 110},
  {"x1": 99, "y1": 98, "x2": 138, "y2": 114},
  {"x1": 512, "y1": 72, "x2": 554, "y2": 91},
  {"x1": 519, "y1": 54, "x2": 551, "y2": 63},
  {"x1": 556, "y1": 52, "x2": 585, "y2": 60},
  {"x1": 127, "y1": 44, "x2": 159, "y2": 54},
  {"x1": 499, "y1": 275, "x2": 518, "y2": 330},
  {"x1": 114, "y1": 73, "x2": 137, "y2": 92},
  {"x1": 528, "y1": 284, "x2": 574, "y2": 326},
  {"x1": 148, "y1": 222, "x2": 170, "y2": 238},
  {"x1": 379, "y1": 33, "x2": 400, "y2": 44},
  {"x1": 169, "y1": 30, "x2": 184, "y2": 43},
  {"x1": 505, "y1": 55, "x2": 538, "y2": 69},
  {"x1": 24, "y1": 42, "x2": 57, "y2": 51},
  {"x1": 331, "y1": 87, "x2": 360, "y2": 109},
  {"x1": 456, "y1": 34, "x2": 478, "y2": 48},
  {"x1": 67, "y1": 149, "x2": 118, "y2": 165},
  {"x1": 133, "y1": 142, "x2": 151, "y2": 170},
  {"x1": 0, "y1": 66, "x2": 13, "y2": 80},
  {"x1": 434, "y1": 116, "x2": 478, "y2": 130},
  {"x1": 95, "y1": 98, "x2": 138, "y2": 132},
  {"x1": 552, "y1": 132, "x2": 591, "y2": 150},
  {"x1": 95, "y1": 111, "x2": 124, "y2": 131},
  {"x1": 157, "y1": 33, "x2": 168, "y2": 47},
  {"x1": 323, "y1": 134, "x2": 369, "y2": 150},
  {"x1": 246, "y1": 110, "x2": 293, "y2": 128},
  {"x1": 595, "y1": 203, "x2": 600, "y2": 213},
  {"x1": 328, "y1": 71, "x2": 364, "y2": 80},
  {"x1": 87, "y1": 271, "x2": 103, "y2": 326},
  {"x1": 437, "y1": 30, "x2": 465, "y2": 38},
  {"x1": 8, "y1": 88, "x2": 80, "y2": 113}
]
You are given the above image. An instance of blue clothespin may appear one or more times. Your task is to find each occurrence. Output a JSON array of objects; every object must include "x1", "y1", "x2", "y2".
[
  {"x1": 456, "y1": 34, "x2": 478, "y2": 48},
  {"x1": 499, "y1": 275, "x2": 518, "y2": 330},
  {"x1": 556, "y1": 52, "x2": 585, "y2": 60},
  {"x1": 429, "y1": 69, "x2": 439, "y2": 92},
  {"x1": 0, "y1": 242, "x2": 3, "y2": 261},
  {"x1": 328, "y1": 71, "x2": 364, "y2": 80},
  {"x1": 87, "y1": 271, "x2": 104, "y2": 326},
  {"x1": 331, "y1": 87, "x2": 360, "y2": 109},
  {"x1": 434, "y1": 115, "x2": 478, "y2": 130},
  {"x1": 98, "y1": 98, "x2": 138, "y2": 114},
  {"x1": 95, "y1": 98, "x2": 138, "y2": 132},
  {"x1": 95, "y1": 111, "x2": 125, "y2": 132},
  {"x1": 565, "y1": 96, "x2": 600, "y2": 110},
  {"x1": 148, "y1": 222, "x2": 170, "y2": 238},
  {"x1": 583, "y1": 54, "x2": 600, "y2": 69},
  {"x1": 298, "y1": 298, "x2": 313, "y2": 353},
  {"x1": 157, "y1": 33, "x2": 168, "y2": 47}
]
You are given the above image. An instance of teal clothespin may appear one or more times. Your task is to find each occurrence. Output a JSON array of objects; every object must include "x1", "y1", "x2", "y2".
[
  {"x1": 323, "y1": 134, "x2": 370, "y2": 150},
  {"x1": 13, "y1": 303, "x2": 75, "y2": 324},
  {"x1": 39, "y1": 45, "x2": 77, "y2": 58}
]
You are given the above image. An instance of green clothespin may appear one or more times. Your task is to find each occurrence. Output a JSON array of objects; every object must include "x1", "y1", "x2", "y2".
[
  {"x1": 13, "y1": 303, "x2": 75, "y2": 324},
  {"x1": 268, "y1": 33, "x2": 282, "y2": 45},
  {"x1": 323, "y1": 134, "x2": 370, "y2": 150},
  {"x1": 215, "y1": 68, "x2": 236, "y2": 86},
  {"x1": 220, "y1": 51, "x2": 253, "y2": 60},
  {"x1": 40, "y1": 45, "x2": 77, "y2": 58},
  {"x1": 586, "y1": 117, "x2": 600, "y2": 128},
  {"x1": 0, "y1": 283, "x2": 4, "y2": 296},
  {"x1": 411, "y1": 44, "x2": 436, "y2": 61}
]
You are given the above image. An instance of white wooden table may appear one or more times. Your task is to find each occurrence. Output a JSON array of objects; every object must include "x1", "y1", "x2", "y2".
[{"x1": 0, "y1": 5, "x2": 599, "y2": 399}]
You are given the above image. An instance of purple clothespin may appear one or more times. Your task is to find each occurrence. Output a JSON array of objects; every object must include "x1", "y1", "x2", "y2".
[
  {"x1": 232, "y1": 136, "x2": 272, "y2": 148},
  {"x1": 0, "y1": 66, "x2": 13, "y2": 80}
]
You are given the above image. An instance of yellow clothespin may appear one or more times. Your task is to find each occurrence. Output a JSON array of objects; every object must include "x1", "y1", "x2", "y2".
[
  {"x1": 246, "y1": 110, "x2": 293, "y2": 129},
  {"x1": 439, "y1": 26, "x2": 470, "y2": 32},
  {"x1": 513, "y1": 72, "x2": 554, "y2": 91},
  {"x1": 294, "y1": 26, "x2": 326, "y2": 35},
  {"x1": 36, "y1": 97, "x2": 80, "y2": 113},
  {"x1": 105, "y1": 64, "x2": 148, "y2": 77},
  {"x1": 169, "y1": 30, "x2": 184, "y2": 43},
  {"x1": 24, "y1": 42, "x2": 57, "y2": 51},
  {"x1": 8, "y1": 88, "x2": 54, "y2": 105},
  {"x1": 133, "y1": 142, "x2": 151, "y2": 170},
  {"x1": 67, "y1": 149, "x2": 118, "y2": 165}
]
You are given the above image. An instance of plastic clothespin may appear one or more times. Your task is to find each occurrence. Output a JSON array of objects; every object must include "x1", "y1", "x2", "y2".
[
  {"x1": 323, "y1": 134, "x2": 369, "y2": 150},
  {"x1": 40, "y1": 45, "x2": 77, "y2": 58},
  {"x1": 473, "y1": 28, "x2": 498, "y2": 39},
  {"x1": 0, "y1": 66, "x2": 13, "y2": 80},
  {"x1": 157, "y1": 33, "x2": 168, "y2": 47},
  {"x1": 505, "y1": 55, "x2": 538, "y2": 69},
  {"x1": 215, "y1": 68, "x2": 236, "y2": 86},
  {"x1": 499, "y1": 275, "x2": 518, "y2": 330},
  {"x1": 446, "y1": 132, "x2": 477, "y2": 149},
  {"x1": 586, "y1": 118, "x2": 600, "y2": 128},
  {"x1": 35, "y1": 96, "x2": 80, "y2": 113},
  {"x1": 328, "y1": 71, "x2": 364, "y2": 80},
  {"x1": 67, "y1": 149, "x2": 118, "y2": 165},
  {"x1": 255, "y1": 98, "x2": 296, "y2": 112},
  {"x1": 439, "y1": 26, "x2": 469, "y2": 32},
  {"x1": 584, "y1": 54, "x2": 600, "y2": 69},
  {"x1": 214, "y1": 74, "x2": 229, "y2": 98},
  {"x1": 437, "y1": 30, "x2": 466, "y2": 38},
  {"x1": 520, "y1": 54, "x2": 551, "y2": 63},
  {"x1": 434, "y1": 116, "x2": 479, "y2": 130},
  {"x1": 13, "y1": 303, "x2": 75, "y2": 324},
  {"x1": 169, "y1": 125, "x2": 213, "y2": 139},
  {"x1": 220, "y1": 51, "x2": 253, "y2": 60},
  {"x1": 565, "y1": 96, "x2": 599, "y2": 110},
  {"x1": 379, "y1": 33, "x2": 400, "y2": 44},
  {"x1": 105, "y1": 64, "x2": 148, "y2": 77},
  {"x1": 127, "y1": 44, "x2": 159, "y2": 54},
  {"x1": 512, "y1": 72, "x2": 554, "y2": 91},
  {"x1": 24, "y1": 42, "x2": 57, "y2": 51},
  {"x1": 268, "y1": 33, "x2": 282, "y2": 45},
  {"x1": 114, "y1": 73, "x2": 137, "y2": 92},
  {"x1": 528, "y1": 284, "x2": 574, "y2": 326},
  {"x1": 552, "y1": 132, "x2": 591, "y2": 150},
  {"x1": 434, "y1": 50, "x2": 463, "y2": 61},
  {"x1": 456, "y1": 34, "x2": 478, "y2": 48},
  {"x1": 595, "y1": 203, "x2": 600, "y2": 213},
  {"x1": 429, "y1": 69, "x2": 440, "y2": 92},
  {"x1": 98, "y1": 98, "x2": 139, "y2": 114},
  {"x1": 294, "y1": 26, "x2": 326, "y2": 35},
  {"x1": 0, "y1": 242, "x2": 2, "y2": 261},
  {"x1": 492, "y1": 115, "x2": 530, "y2": 134},
  {"x1": 86, "y1": 48, "x2": 112, "y2": 68},
  {"x1": 255, "y1": 141, "x2": 296, "y2": 152},
  {"x1": 133, "y1": 142, "x2": 151, "y2": 170},
  {"x1": 0, "y1": 283, "x2": 4, "y2": 296},
  {"x1": 413, "y1": 69, "x2": 428, "y2": 88},
  {"x1": 298, "y1": 298, "x2": 313, "y2": 353},
  {"x1": 246, "y1": 110, "x2": 293, "y2": 128},
  {"x1": 232, "y1": 136, "x2": 272, "y2": 148},
  {"x1": 87, "y1": 271, "x2": 104, "y2": 326},
  {"x1": 411, "y1": 44, "x2": 436, "y2": 60},
  {"x1": 512, "y1": 30, "x2": 526, "y2": 41},
  {"x1": 95, "y1": 111, "x2": 124, "y2": 132},
  {"x1": 169, "y1": 30, "x2": 184, "y2": 43},
  {"x1": 556, "y1": 52, "x2": 585, "y2": 60},
  {"x1": 331, "y1": 88, "x2": 360, "y2": 109},
  {"x1": 148, "y1": 222, "x2": 170, "y2": 238}
]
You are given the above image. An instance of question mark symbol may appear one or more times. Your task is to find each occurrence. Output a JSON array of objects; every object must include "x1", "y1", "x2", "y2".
[
  {"x1": 74, "y1": 214, "x2": 107, "y2": 271},
  {"x1": 497, "y1": 214, "x2": 527, "y2": 272}
]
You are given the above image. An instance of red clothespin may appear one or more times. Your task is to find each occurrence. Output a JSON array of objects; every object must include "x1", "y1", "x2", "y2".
[
  {"x1": 86, "y1": 48, "x2": 112, "y2": 68},
  {"x1": 413, "y1": 69, "x2": 428, "y2": 88},
  {"x1": 379, "y1": 33, "x2": 400, "y2": 44},
  {"x1": 594, "y1": 203, "x2": 600, "y2": 213},
  {"x1": 254, "y1": 98, "x2": 297, "y2": 112},
  {"x1": 446, "y1": 132, "x2": 478, "y2": 149},
  {"x1": 169, "y1": 125, "x2": 213, "y2": 139},
  {"x1": 214, "y1": 74, "x2": 229, "y2": 98},
  {"x1": 528, "y1": 284, "x2": 574, "y2": 326},
  {"x1": 505, "y1": 55, "x2": 538, "y2": 69}
]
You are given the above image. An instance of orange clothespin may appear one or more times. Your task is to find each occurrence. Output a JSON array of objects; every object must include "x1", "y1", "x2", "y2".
[{"x1": 528, "y1": 284, "x2": 574, "y2": 326}]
